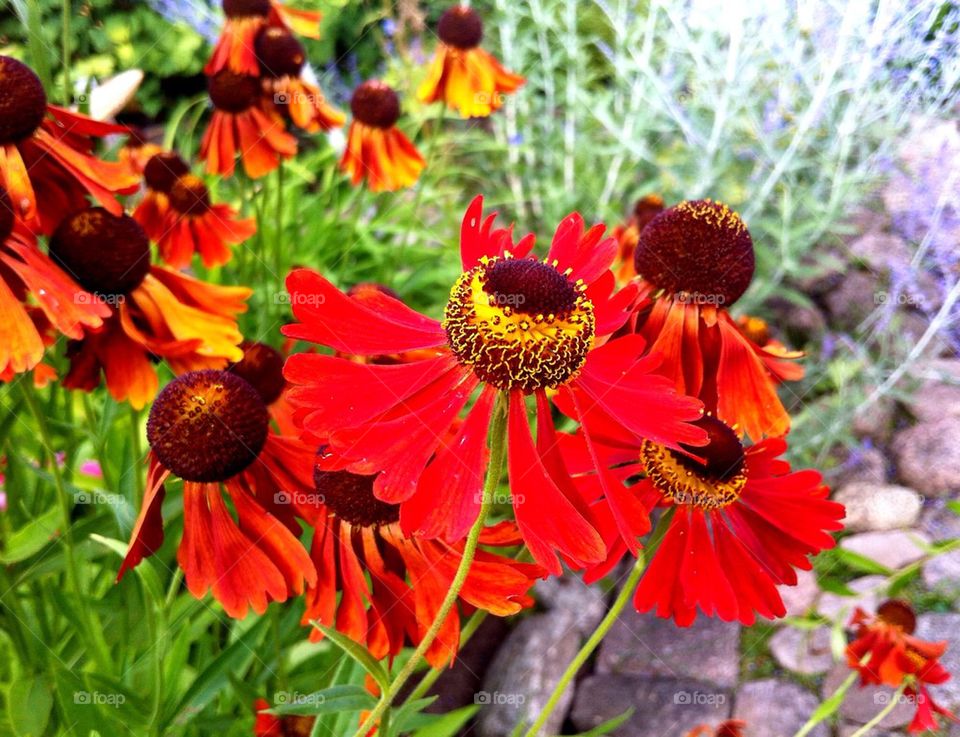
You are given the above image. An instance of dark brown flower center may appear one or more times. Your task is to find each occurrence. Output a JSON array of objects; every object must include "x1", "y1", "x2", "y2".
[
  {"x1": 350, "y1": 81, "x2": 400, "y2": 129},
  {"x1": 48, "y1": 207, "x2": 151, "y2": 296},
  {"x1": 148, "y1": 370, "x2": 269, "y2": 483},
  {"x1": 143, "y1": 152, "x2": 190, "y2": 194},
  {"x1": 673, "y1": 415, "x2": 745, "y2": 481},
  {"x1": 255, "y1": 27, "x2": 306, "y2": 79},
  {"x1": 222, "y1": 0, "x2": 270, "y2": 19},
  {"x1": 438, "y1": 6, "x2": 484, "y2": 49},
  {"x1": 227, "y1": 340, "x2": 285, "y2": 404},
  {"x1": 313, "y1": 455, "x2": 400, "y2": 528},
  {"x1": 634, "y1": 199, "x2": 755, "y2": 307},
  {"x1": 632, "y1": 194, "x2": 665, "y2": 232},
  {"x1": 877, "y1": 599, "x2": 917, "y2": 634},
  {"x1": 0, "y1": 185, "x2": 13, "y2": 243},
  {"x1": 0, "y1": 56, "x2": 48, "y2": 144},
  {"x1": 168, "y1": 175, "x2": 211, "y2": 216},
  {"x1": 208, "y1": 70, "x2": 261, "y2": 113},
  {"x1": 444, "y1": 256, "x2": 594, "y2": 392}
]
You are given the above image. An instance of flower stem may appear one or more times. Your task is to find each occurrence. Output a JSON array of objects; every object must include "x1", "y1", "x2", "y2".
[
  {"x1": 351, "y1": 392, "x2": 508, "y2": 737},
  {"x1": 274, "y1": 159, "x2": 285, "y2": 287},
  {"x1": 61, "y1": 0, "x2": 71, "y2": 106},
  {"x1": 847, "y1": 682, "x2": 907, "y2": 737},
  {"x1": 405, "y1": 610, "x2": 489, "y2": 704},
  {"x1": 792, "y1": 671, "x2": 858, "y2": 737}
]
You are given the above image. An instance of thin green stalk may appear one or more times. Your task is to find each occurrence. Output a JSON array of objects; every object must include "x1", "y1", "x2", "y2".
[
  {"x1": 351, "y1": 393, "x2": 509, "y2": 737},
  {"x1": 793, "y1": 671, "x2": 858, "y2": 737},
  {"x1": 20, "y1": 383, "x2": 113, "y2": 674},
  {"x1": 848, "y1": 682, "x2": 908, "y2": 737},
  {"x1": 406, "y1": 610, "x2": 489, "y2": 704},
  {"x1": 61, "y1": 0, "x2": 71, "y2": 106},
  {"x1": 130, "y1": 405, "x2": 145, "y2": 502},
  {"x1": 274, "y1": 160, "x2": 285, "y2": 290}
]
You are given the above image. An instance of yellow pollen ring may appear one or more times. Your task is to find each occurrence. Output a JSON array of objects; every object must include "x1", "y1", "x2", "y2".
[{"x1": 640, "y1": 440, "x2": 747, "y2": 511}]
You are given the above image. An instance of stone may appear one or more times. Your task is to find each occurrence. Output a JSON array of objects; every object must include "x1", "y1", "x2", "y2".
[
  {"x1": 823, "y1": 664, "x2": 913, "y2": 728},
  {"x1": 894, "y1": 417, "x2": 960, "y2": 496},
  {"x1": 909, "y1": 383, "x2": 960, "y2": 423},
  {"x1": 818, "y1": 576, "x2": 887, "y2": 622},
  {"x1": 834, "y1": 482, "x2": 921, "y2": 532},
  {"x1": 764, "y1": 296, "x2": 827, "y2": 346},
  {"x1": 570, "y1": 674, "x2": 731, "y2": 737},
  {"x1": 852, "y1": 397, "x2": 897, "y2": 444},
  {"x1": 768, "y1": 626, "x2": 835, "y2": 675},
  {"x1": 532, "y1": 574, "x2": 607, "y2": 636},
  {"x1": 914, "y1": 614, "x2": 960, "y2": 709},
  {"x1": 733, "y1": 679, "x2": 828, "y2": 737},
  {"x1": 840, "y1": 529, "x2": 930, "y2": 570},
  {"x1": 475, "y1": 613, "x2": 579, "y2": 737},
  {"x1": 779, "y1": 567, "x2": 820, "y2": 618},
  {"x1": 823, "y1": 271, "x2": 881, "y2": 332},
  {"x1": 923, "y1": 551, "x2": 960, "y2": 595},
  {"x1": 827, "y1": 446, "x2": 888, "y2": 489},
  {"x1": 596, "y1": 608, "x2": 740, "y2": 688},
  {"x1": 848, "y1": 232, "x2": 911, "y2": 273}
]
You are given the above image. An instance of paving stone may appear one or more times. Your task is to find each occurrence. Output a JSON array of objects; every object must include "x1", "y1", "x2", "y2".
[
  {"x1": 840, "y1": 529, "x2": 930, "y2": 570},
  {"x1": 779, "y1": 567, "x2": 820, "y2": 618},
  {"x1": 733, "y1": 679, "x2": 828, "y2": 737},
  {"x1": 823, "y1": 664, "x2": 913, "y2": 728},
  {"x1": 570, "y1": 674, "x2": 731, "y2": 737},
  {"x1": 834, "y1": 482, "x2": 922, "y2": 532},
  {"x1": 827, "y1": 446, "x2": 888, "y2": 489},
  {"x1": 922, "y1": 551, "x2": 960, "y2": 595},
  {"x1": 894, "y1": 417, "x2": 960, "y2": 496},
  {"x1": 823, "y1": 271, "x2": 881, "y2": 332},
  {"x1": 852, "y1": 396, "x2": 897, "y2": 444},
  {"x1": 533, "y1": 573, "x2": 607, "y2": 637},
  {"x1": 596, "y1": 609, "x2": 740, "y2": 688},
  {"x1": 848, "y1": 232, "x2": 912, "y2": 273},
  {"x1": 818, "y1": 576, "x2": 887, "y2": 622},
  {"x1": 921, "y1": 499, "x2": 960, "y2": 541},
  {"x1": 769, "y1": 626, "x2": 835, "y2": 675},
  {"x1": 909, "y1": 383, "x2": 960, "y2": 423},
  {"x1": 915, "y1": 614, "x2": 960, "y2": 710}
]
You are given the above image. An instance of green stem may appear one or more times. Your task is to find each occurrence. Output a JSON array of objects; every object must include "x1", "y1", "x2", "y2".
[
  {"x1": 793, "y1": 671, "x2": 858, "y2": 737},
  {"x1": 406, "y1": 610, "x2": 489, "y2": 704},
  {"x1": 130, "y1": 405, "x2": 144, "y2": 503},
  {"x1": 20, "y1": 383, "x2": 113, "y2": 674},
  {"x1": 61, "y1": 0, "x2": 71, "y2": 106},
  {"x1": 274, "y1": 159, "x2": 285, "y2": 290},
  {"x1": 847, "y1": 682, "x2": 908, "y2": 737},
  {"x1": 351, "y1": 393, "x2": 509, "y2": 737}
]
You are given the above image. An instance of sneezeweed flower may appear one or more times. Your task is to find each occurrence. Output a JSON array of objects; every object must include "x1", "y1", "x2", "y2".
[
  {"x1": 562, "y1": 412, "x2": 844, "y2": 626},
  {"x1": 205, "y1": 0, "x2": 322, "y2": 77},
  {"x1": 303, "y1": 459, "x2": 541, "y2": 667},
  {"x1": 418, "y1": 6, "x2": 524, "y2": 118},
  {"x1": 847, "y1": 600, "x2": 958, "y2": 733},
  {"x1": 0, "y1": 55, "x2": 139, "y2": 235},
  {"x1": 133, "y1": 151, "x2": 256, "y2": 268},
  {"x1": 253, "y1": 698, "x2": 314, "y2": 736},
  {"x1": 256, "y1": 27, "x2": 345, "y2": 133},
  {"x1": 610, "y1": 194, "x2": 665, "y2": 282},
  {"x1": 199, "y1": 69, "x2": 297, "y2": 179},
  {"x1": 684, "y1": 721, "x2": 745, "y2": 737},
  {"x1": 340, "y1": 81, "x2": 425, "y2": 192},
  {"x1": 632, "y1": 199, "x2": 803, "y2": 440},
  {"x1": 0, "y1": 186, "x2": 110, "y2": 377},
  {"x1": 50, "y1": 207, "x2": 251, "y2": 408},
  {"x1": 282, "y1": 196, "x2": 705, "y2": 573},
  {"x1": 117, "y1": 128, "x2": 163, "y2": 178},
  {"x1": 119, "y1": 369, "x2": 317, "y2": 618}
]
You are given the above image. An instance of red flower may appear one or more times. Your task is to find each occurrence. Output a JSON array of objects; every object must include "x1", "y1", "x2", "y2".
[
  {"x1": 560, "y1": 411, "x2": 844, "y2": 625},
  {"x1": 631, "y1": 199, "x2": 803, "y2": 440},
  {"x1": 610, "y1": 194, "x2": 665, "y2": 282},
  {"x1": 340, "y1": 81, "x2": 424, "y2": 192},
  {"x1": 847, "y1": 600, "x2": 959, "y2": 733},
  {"x1": 133, "y1": 151, "x2": 256, "y2": 269},
  {"x1": 119, "y1": 370, "x2": 317, "y2": 618},
  {"x1": 199, "y1": 70, "x2": 297, "y2": 179},
  {"x1": 301, "y1": 460, "x2": 540, "y2": 667},
  {"x1": 418, "y1": 6, "x2": 524, "y2": 118},
  {"x1": 0, "y1": 56, "x2": 139, "y2": 235},
  {"x1": 205, "y1": 0, "x2": 322, "y2": 77},
  {"x1": 282, "y1": 196, "x2": 704, "y2": 573},
  {"x1": 684, "y1": 721, "x2": 746, "y2": 737},
  {"x1": 253, "y1": 698, "x2": 315, "y2": 736}
]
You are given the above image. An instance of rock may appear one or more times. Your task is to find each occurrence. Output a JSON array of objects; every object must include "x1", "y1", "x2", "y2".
[
  {"x1": 570, "y1": 674, "x2": 731, "y2": 737},
  {"x1": 894, "y1": 417, "x2": 960, "y2": 496},
  {"x1": 915, "y1": 614, "x2": 960, "y2": 709},
  {"x1": 921, "y1": 499, "x2": 960, "y2": 541},
  {"x1": 823, "y1": 664, "x2": 913, "y2": 728},
  {"x1": 848, "y1": 232, "x2": 911, "y2": 273},
  {"x1": 834, "y1": 482, "x2": 921, "y2": 532},
  {"x1": 764, "y1": 296, "x2": 828, "y2": 347},
  {"x1": 909, "y1": 383, "x2": 960, "y2": 423},
  {"x1": 779, "y1": 568, "x2": 820, "y2": 618},
  {"x1": 818, "y1": 576, "x2": 887, "y2": 622},
  {"x1": 840, "y1": 530, "x2": 930, "y2": 570},
  {"x1": 838, "y1": 723, "x2": 899, "y2": 737},
  {"x1": 827, "y1": 446, "x2": 888, "y2": 489},
  {"x1": 844, "y1": 206, "x2": 889, "y2": 237},
  {"x1": 733, "y1": 679, "x2": 828, "y2": 737},
  {"x1": 823, "y1": 271, "x2": 881, "y2": 332},
  {"x1": 923, "y1": 551, "x2": 960, "y2": 595},
  {"x1": 533, "y1": 574, "x2": 607, "y2": 636},
  {"x1": 475, "y1": 613, "x2": 579, "y2": 737},
  {"x1": 768, "y1": 626, "x2": 835, "y2": 675},
  {"x1": 596, "y1": 609, "x2": 740, "y2": 688},
  {"x1": 852, "y1": 397, "x2": 897, "y2": 444}
]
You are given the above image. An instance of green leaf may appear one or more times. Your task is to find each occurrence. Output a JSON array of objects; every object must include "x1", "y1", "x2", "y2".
[
  {"x1": 829, "y1": 548, "x2": 892, "y2": 576},
  {"x1": 269, "y1": 685, "x2": 375, "y2": 717},
  {"x1": 0, "y1": 506, "x2": 61, "y2": 564},
  {"x1": 409, "y1": 705, "x2": 479, "y2": 737},
  {"x1": 310, "y1": 622, "x2": 389, "y2": 691},
  {"x1": 7, "y1": 676, "x2": 53, "y2": 737},
  {"x1": 565, "y1": 708, "x2": 635, "y2": 737}
]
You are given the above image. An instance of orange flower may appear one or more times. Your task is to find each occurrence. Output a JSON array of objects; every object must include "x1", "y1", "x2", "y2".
[
  {"x1": 684, "y1": 721, "x2": 745, "y2": 737},
  {"x1": 418, "y1": 6, "x2": 524, "y2": 118},
  {"x1": 0, "y1": 187, "x2": 110, "y2": 377},
  {"x1": 847, "y1": 600, "x2": 958, "y2": 733},
  {"x1": 253, "y1": 698, "x2": 314, "y2": 736},
  {"x1": 133, "y1": 151, "x2": 256, "y2": 269},
  {"x1": 118, "y1": 370, "x2": 317, "y2": 618},
  {"x1": 610, "y1": 194, "x2": 665, "y2": 282},
  {"x1": 205, "y1": 0, "x2": 322, "y2": 77},
  {"x1": 117, "y1": 129, "x2": 163, "y2": 179},
  {"x1": 0, "y1": 56, "x2": 139, "y2": 235},
  {"x1": 340, "y1": 81, "x2": 424, "y2": 192},
  {"x1": 256, "y1": 27, "x2": 345, "y2": 133},
  {"x1": 630, "y1": 199, "x2": 803, "y2": 440},
  {"x1": 50, "y1": 207, "x2": 250, "y2": 408},
  {"x1": 199, "y1": 70, "x2": 297, "y2": 179}
]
